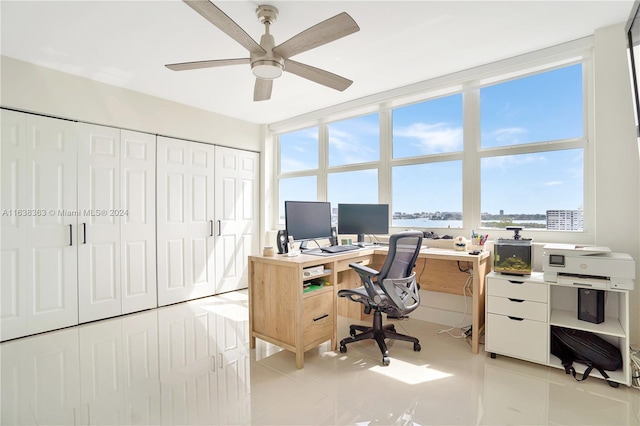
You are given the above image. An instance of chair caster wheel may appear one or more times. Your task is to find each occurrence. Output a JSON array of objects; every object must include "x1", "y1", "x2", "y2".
[
  {"x1": 339, "y1": 344, "x2": 347, "y2": 353},
  {"x1": 413, "y1": 343, "x2": 421, "y2": 351},
  {"x1": 382, "y1": 356, "x2": 390, "y2": 366},
  {"x1": 490, "y1": 352, "x2": 496, "y2": 359},
  {"x1": 350, "y1": 329, "x2": 357, "y2": 337},
  {"x1": 389, "y1": 325, "x2": 396, "y2": 332}
]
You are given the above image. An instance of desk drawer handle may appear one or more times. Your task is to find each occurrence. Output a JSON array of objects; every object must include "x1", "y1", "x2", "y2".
[
  {"x1": 508, "y1": 298, "x2": 524, "y2": 303},
  {"x1": 508, "y1": 280, "x2": 524, "y2": 285},
  {"x1": 508, "y1": 316, "x2": 524, "y2": 321},
  {"x1": 313, "y1": 314, "x2": 329, "y2": 322}
]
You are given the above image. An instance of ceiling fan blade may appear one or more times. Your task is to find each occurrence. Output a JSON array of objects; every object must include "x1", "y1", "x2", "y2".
[
  {"x1": 183, "y1": 0, "x2": 265, "y2": 55},
  {"x1": 284, "y1": 59, "x2": 352, "y2": 91},
  {"x1": 165, "y1": 58, "x2": 250, "y2": 71},
  {"x1": 273, "y1": 12, "x2": 359, "y2": 59},
  {"x1": 254, "y1": 78, "x2": 273, "y2": 101}
]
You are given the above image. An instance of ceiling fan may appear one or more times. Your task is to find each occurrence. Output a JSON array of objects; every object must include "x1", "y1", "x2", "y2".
[{"x1": 165, "y1": 0, "x2": 360, "y2": 101}]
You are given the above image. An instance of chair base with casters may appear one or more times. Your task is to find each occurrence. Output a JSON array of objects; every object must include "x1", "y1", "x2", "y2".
[
  {"x1": 337, "y1": 231, "x2": 424, "y2": 366},
  {"x1": 339, "y1": 308, "x2": 421, "y2": 366}
]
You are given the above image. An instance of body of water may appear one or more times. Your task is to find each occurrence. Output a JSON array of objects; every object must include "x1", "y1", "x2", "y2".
[{"x1": 392, "y1": 218, "x2": 547, "y2": 228}]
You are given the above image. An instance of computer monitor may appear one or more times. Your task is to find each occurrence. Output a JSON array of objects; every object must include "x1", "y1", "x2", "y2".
[
  {"x1": 338, "y1": 203, "x2": 389, "y2": 243},
  {"x1": 284, "y1": 201, "x2": 333, "y2": 249}
]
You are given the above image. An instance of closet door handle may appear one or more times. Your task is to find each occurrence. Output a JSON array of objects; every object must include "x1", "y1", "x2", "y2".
[
  {"x1": 218, "y1": 220, "x2": 221, "y2": 236},
  {"x1": 313, "y1": 314, "x2": 329, "y2": 322},
  {"x1": 82, "y1": 223, "x2": 87, "y2": 244},
  {"x1": 69, "y1": 224, "x2": 73, "y2": 246},
  {"x1": 209, "y1": 220, "x2": 214, "y2": 237}
]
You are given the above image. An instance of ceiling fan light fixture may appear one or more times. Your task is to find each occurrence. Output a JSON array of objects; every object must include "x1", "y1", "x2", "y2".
[{"x1": 251, "y1": 59, "x2": 284, "y2": 79}]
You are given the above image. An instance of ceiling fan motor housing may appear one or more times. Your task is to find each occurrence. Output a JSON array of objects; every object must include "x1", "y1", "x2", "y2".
[{"x1": 252, "y1": 5, "x2": 284, "y2": 79}]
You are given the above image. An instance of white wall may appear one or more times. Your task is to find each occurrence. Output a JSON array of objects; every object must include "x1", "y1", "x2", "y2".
[
  {"x1": 0, "y1": 56, "x2": 261, "y2": 150},
  {"x1": 593, "y1": 23, "x2": 640, "y2": 344}
]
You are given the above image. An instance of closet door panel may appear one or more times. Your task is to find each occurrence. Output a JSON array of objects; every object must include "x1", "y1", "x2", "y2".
[
  {"x1": 157, "y1": 137, "x2": 190, "y2": 305},
  {"x1": 1, "y1": 110, "x2": 28, "y2": 340},
  {"x1": 120, "y1": 130, "x2": 156, "y2": 314},
  {"x1": 26, "y1": 115, "x2": 78, "y2": 334},
  {"x1": 214, "y1": 147, "x2": 259, "y2": 294},
  {"x1": 157, "y1": 137, "x2": 214, "y2": 305},
  {"x1": 77, "y1": 123, "x2": 121, "y2": 323}
]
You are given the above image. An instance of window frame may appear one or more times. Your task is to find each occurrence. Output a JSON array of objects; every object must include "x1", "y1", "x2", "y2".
[{"x1": 272, "y1": 39, "x2": 593, "y2": 241}]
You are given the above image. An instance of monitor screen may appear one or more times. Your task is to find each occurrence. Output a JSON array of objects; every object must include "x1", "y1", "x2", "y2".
[
  {"x1": 284, "y1": 201, "x2": 333, "y2": 246},
  {"x1": 338, "y1": 203, "x2": 389, "y2": 242}
]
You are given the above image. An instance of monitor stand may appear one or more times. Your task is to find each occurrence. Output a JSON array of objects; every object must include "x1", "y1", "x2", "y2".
[
  {"x1": 299, "y1": 240, "x2": 309, "y2": 250},
  {"x1": 357, "y1": 233, "x2": 365, "y2": 243}
]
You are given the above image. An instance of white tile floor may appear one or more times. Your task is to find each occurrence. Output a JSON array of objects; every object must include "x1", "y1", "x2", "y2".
[{"x1": 1, "y1": 290, "x2": 639, "y2": 425}]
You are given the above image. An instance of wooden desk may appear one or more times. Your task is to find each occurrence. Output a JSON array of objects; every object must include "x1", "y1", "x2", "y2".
[{"x1": 248, "y1": 247, "x2": 490, "y2": 368}]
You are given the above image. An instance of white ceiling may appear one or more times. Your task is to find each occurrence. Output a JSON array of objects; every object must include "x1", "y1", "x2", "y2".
[{"x1": 1, "y1": 1, "x2": 635, "y2": 125}]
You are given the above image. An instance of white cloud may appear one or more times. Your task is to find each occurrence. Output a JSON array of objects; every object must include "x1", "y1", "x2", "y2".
[{"x1": 394, "y1": 122, "x2": 462, "y2": 153}]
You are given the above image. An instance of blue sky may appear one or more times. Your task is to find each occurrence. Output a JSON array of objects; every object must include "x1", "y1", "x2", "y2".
[{"x1": 279, "y1": 64, "x2": 584, "y2": 216}]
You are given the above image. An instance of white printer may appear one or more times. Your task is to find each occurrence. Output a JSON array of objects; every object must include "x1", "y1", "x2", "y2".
[{"x1": 542, "y1": 244, "x2": 635, "y2": 290}]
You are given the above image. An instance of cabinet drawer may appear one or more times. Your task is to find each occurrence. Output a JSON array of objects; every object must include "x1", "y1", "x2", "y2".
[
  {"x1": 487, "y1": 295, "x2": 547, "y2": 322},
  {"x1": 303, "y1": 291, "x2": 334, "y2": 347},
  {"x1": 487, "y1": 277, "x2": 547, "y2": 303},
  {"x1": 336, "y1": 255, "x2": 372, "y2": 272},
  {"x1": 486, "y1": 313, "x2": 548, "y2": 364}
]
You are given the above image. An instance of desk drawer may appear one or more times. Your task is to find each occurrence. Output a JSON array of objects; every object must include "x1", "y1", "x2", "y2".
[
  {"x1": 486, "y1": 313, "x2": 548, "y2": 363},
  {"x1": 487, "y1": 295, "x2": 547, "y2": 322},
  {"x1": 336, "y1": 255, "x2": 372, "y2": 272},
  {"x1": 303, "y1": 291, "x2": 334, "y2": 347},
  {"x1": 487, "y1": 277, "x2": 547, "y2": 303}
]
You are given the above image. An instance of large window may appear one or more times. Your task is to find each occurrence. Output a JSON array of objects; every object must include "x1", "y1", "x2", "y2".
[
  {"x1": 480, "y1": 64, "x2": 585, "y2": 231},
  {"x1": 275, "y1": 50, "x2": 589, "y2": 234}
]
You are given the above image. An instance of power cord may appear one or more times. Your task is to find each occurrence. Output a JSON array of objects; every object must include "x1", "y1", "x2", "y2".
[{"x1": 437, "y1": 273, "x2": 473, "y2": 339}]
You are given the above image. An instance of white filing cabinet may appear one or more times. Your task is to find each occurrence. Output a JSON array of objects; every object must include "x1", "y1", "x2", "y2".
[{"x1": 486, "y1": 272, "x2": 549, "y2": 364}]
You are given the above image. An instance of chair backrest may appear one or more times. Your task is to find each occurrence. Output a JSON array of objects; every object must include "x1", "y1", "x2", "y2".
[{"x1": 378, "y1": 231, "x2": 423, "y2": 282}]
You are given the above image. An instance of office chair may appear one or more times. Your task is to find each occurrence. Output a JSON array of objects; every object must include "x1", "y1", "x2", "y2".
[{"x1": 338, "y1": 231, "x2": 423, "y2": 365}]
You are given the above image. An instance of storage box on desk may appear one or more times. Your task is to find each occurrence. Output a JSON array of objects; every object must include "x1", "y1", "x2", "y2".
[{"x1": 494, "y1": 239, "x2": 532, "y2": 275}]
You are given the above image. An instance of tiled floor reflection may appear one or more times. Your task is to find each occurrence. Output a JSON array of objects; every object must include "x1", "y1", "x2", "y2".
[{"x1": 1, "y1": 290, "x2": 639, "y2": 425}]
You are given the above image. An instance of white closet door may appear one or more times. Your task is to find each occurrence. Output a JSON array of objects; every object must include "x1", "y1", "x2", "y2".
[
  {"x1": 214, "y1": 147, "x2": 259, "y2": 294},
  {"x1": 25, "y1": 114, "x2": 78, "y2": 334},
  {"x1": 120, "y1": 130, "x2": 156, "y2": 314},
  {"x1": 1, "y1": 110, "x2": 28, "y2": 340},
  {"x1": 77, "y1": 123, "x2": 121, "y2": 323},
  {"x1": 157, "y1": 137, "x2": 215, "y2": 306}
]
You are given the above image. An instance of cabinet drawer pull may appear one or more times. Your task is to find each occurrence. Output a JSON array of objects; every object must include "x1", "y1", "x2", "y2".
[
  {"x1": 313, "y1": 314, "x2": 329, "y2": 322},
  {"x1": 82, "y1": 223, "x2": 87, "y2": 244},
  {"x1": 508, "y1": 280, "x2": 524, "y2": 284},
  {"x1": 508, "y1": 316, "x2": 524, "y2": 321},
  {"x1": 508, "y1": 298, "x2": 524, "y2": 303},
  {"x1": 69, "y1": 224, "x2": 73, "y2": 246},
  {"x1": 210, "y1": 220, "x2": 214, "y2": 237}
]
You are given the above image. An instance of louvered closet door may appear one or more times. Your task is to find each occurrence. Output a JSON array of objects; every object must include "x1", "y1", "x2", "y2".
[
  {"x1": 120, "y1": 130, "x2": 156, "y2": 314},
  {"x1": 25, "y1": 114, "x2": 78, "y2": 335},
  {"x1": 157, "y1": 136, "x2": 215, "y2": 306},
  {"x1": 77, "y1": 123, "x2": 121, "y2": 323},
  {"x1": 214, "y1": 146, "x2": 259, "y2": 294}
]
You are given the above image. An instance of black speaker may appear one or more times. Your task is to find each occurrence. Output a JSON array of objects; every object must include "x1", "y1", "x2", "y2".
[
  {"x1": 276, "y1": 230, "x2": 288, "y2": 254},
  {"x1": 330, "y1": 226, "x2": 338, "y2": 246},
  {"x1": 578, "y1": 288, "x2": 604, "y2": 324}
]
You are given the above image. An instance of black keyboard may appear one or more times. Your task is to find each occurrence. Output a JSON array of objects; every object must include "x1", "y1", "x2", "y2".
[{"x1": 320, "y1": 245, "x2": 360, "y2": 254}]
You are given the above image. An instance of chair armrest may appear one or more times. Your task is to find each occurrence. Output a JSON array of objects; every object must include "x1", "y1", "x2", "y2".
[
  {"x1": 380, "y1": 272, "x2": 419, "y2": 312},
  {"x1": 349, "y1": 262, "x2": 379, "y2": 278}
]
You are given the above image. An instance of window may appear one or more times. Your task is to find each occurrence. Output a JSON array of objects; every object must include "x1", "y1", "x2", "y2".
[
  {"x1": 279, "y1": 127, "x2": 318, "y2": 173},
  {"x1": 481, "y1": 64, "x2": 583, "y2": 148},
  {"x1": 328, "y1": 114, "x2": 379, "y2": 166},
  {"x1": 392, "y1": 161, "x2": 463, "y2": 228},
  {"x1": 393, "y1": 94, "x2": 463, "y2": 158},
  {"x1": 275, "y1": 48, "x2": 589, "y2": 234},
  {"x1": 479, "y1": 64, "x2": 585, "y2": 230},
  {"x1": 278, "y1": 176, "x2": 317, "y2": 223},
  {"x1": 480, "y1": 149, "x2": 584, "y2": 230}
]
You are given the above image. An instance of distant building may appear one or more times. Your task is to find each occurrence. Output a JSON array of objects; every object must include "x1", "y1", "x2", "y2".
[
  {"x1": 500, "y1": 209, "x2": 504, "y2": 216},
  {"x1": 546, "y1": 209, "x2": 583, "y2": 230}
]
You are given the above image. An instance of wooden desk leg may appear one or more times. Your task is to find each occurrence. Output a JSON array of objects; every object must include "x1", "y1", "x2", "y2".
[
  {"x1": 250, "y1": 335, "x2": 256, "y2": 349},
  {"x1": 296, "y1": 350, "x2": 304, "y2": 369},
  {"x1": 471, "y1": 268, "x2": 480, "y2": 354}
]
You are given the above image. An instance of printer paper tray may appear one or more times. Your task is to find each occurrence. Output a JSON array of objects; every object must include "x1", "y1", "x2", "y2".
[{"x1": 556, "y1": 274, "x2": 609, "y2": 290}]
